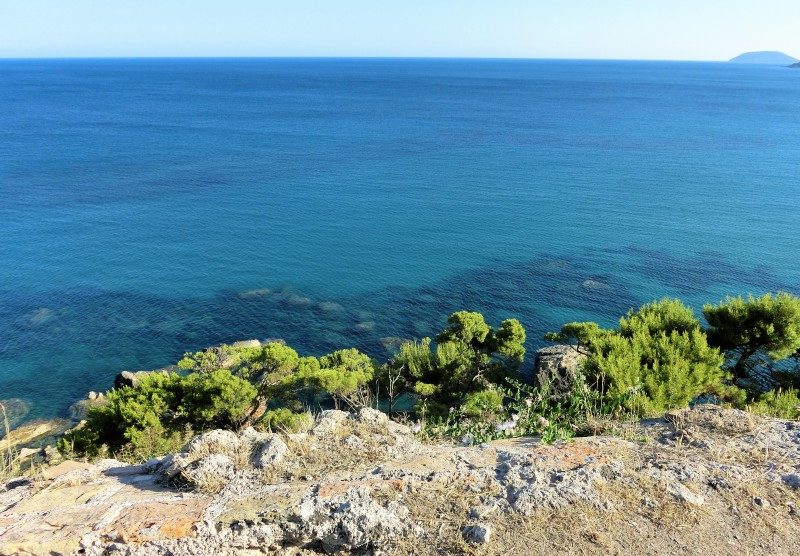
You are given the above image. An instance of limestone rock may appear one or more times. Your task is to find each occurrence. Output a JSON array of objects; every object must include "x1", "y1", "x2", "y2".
[
  {"x1": 232, "y1": 339, "x2": 261, "y2": 349},
  {"x1": 318, "y1": 409, "x2": 350, "y2": 421},
  {"x1": 667, "y1": 482, "x2": 705, "y2": 506},
  {"x1": 186, "y1": 429, "x2": 242, "y2": 458},
  {"x1": 0, "y1": 419, "x2": 71, "y2": 452},
  {"x1": 252, "y1": 435, "x2": 289, "y2": 469},
  {"x1": 462, "y1": 523, "x2": 492, "y2": 544},
  {"x1": 357, "y1": 407, "x2": 389, "y2": 426},
  {"x1": 183, "y1": 454, "x2": 235, "y2": 493},
  {"x1": 287, "y1": 487, "x2": 419, "y2": 552},
  {"x1": 534, "y1": 345, "x2": 586, "y2": 400}
]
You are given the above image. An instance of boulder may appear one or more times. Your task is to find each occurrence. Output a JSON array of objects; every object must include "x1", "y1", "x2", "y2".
[
  {"x1": 462, "y1": 523, "x2": 492, "y2": 544},
  {"x1": 534, "y1": 345, "x2": 586, "y2": 400},
  {"x1": 287, "y1": 487, "x2": 419, "y2": 552},
  {"x1": 232, "y1": 339, "x2": 261, "y2": 349},
  {"x1": 114, "y1": 369, "x2": 169, "y2": 389},
  {"x1": 252, "y1": 435, "x2": 289, "y2": 469},
  {"x1": 159, "y1": 429, "x2": 244, "y2": 485},
  {"x1": 185, "y1": 429, "x2": 242, "y2": 458},
  {"x1": 319, "y1": 409, "x2": 350, "y2": 421},
  {"x1": 183, "y1": 454, "x2": 235, "y2": 493},
  {"x1": 68, "y1": 395, "x2": 106, "y2": 421},
  {"x1": 357, "y1": 407, "x2": 389, "y2": 426}
]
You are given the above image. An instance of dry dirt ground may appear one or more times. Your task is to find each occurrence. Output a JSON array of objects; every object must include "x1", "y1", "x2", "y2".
[{"x1": 1, "y1": 405, "x2": 799, "y2": 555}]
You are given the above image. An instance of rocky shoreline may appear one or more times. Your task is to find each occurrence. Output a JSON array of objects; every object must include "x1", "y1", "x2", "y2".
[{"x1": 2, "y1": 403, "x2": 800, "y2": 555}]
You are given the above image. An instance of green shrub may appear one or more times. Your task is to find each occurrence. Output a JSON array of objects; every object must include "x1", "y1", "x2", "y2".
[
  {"x1": 256, "y1": 408, "x2": 313, "y2": 433},
  {"x1": 704, "y1": 292, "x2": 800, "y2": 391},
  {"x1": 59, "y1": 369, "x2": 257, "y2": 461},
  {"x1": 747, "y1": 388, "x2": 800, "y2": 419},
  {"x1": 180, "y1": 369, "x2": 258, "y2": 429},
  {"x1": 421, "y1": 377, "x2": 596, "y2": 445},
  {"x1": 177, "y1": 343, "x2": 263, "y2": 376},
  {"x1": 302, "y1": 348, "x2": 375, "y2": 409},
  {"x1": 460, "y1": 389, "x2": 504, "y2": 419},
  {"x1": 551, "y1": 299, "x2": 727, "y2": 417},
  {"x1": 391, "y1": 312, "x2": 526, "y2": 410}
]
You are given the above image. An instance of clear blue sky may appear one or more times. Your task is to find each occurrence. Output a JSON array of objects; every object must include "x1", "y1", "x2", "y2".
[{"x1": 1, "y1": 0, "x2": 799, "y2": 60}]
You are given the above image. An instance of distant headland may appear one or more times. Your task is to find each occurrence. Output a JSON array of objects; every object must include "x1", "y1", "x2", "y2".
[{"x1": 729, "y1": 51, "x2": 798, "y2": 65}]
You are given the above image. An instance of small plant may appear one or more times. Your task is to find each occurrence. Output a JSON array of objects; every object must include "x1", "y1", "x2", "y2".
[
  {"x1": 1, "y1": 402, "x2": 18, "y2": 480},
  {"x1": 747, "y1": 388, "x2": 800, "y2": 419},
  {"x1": 420, "y1": 375, "x2": 597, "y2": 445},
  {"x1": 256, "y1": 408, "x2": 313, "y2": 433}
]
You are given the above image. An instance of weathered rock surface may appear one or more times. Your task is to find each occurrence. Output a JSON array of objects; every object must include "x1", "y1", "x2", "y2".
[
  {"x1": 2, "y1": 405, "x2": 800, "y2": 555},
  {"x1": 0, "y1": 460, "x2": 211, "y2": 555},
  {"x1": 0, "y1": 419, "x2": 72, "y2": 453},
  {"x1": 534, "y1": 344, "x2": 587, "y2": 399}
]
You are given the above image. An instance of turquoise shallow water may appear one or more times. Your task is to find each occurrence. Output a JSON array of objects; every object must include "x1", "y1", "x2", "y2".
[{"x1": 1, "y1": 58, "x2": 798, "y2": 421}]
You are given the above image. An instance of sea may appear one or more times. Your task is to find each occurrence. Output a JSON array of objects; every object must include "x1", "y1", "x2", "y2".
[{"x1": 1, "y1": 58, "x2": 798, "y2": 422}]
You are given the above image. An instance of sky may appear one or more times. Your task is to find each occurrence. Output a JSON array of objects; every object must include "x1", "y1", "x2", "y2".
[{"x1": 1, "y1": 0, "x2": 799, "y2": 60}]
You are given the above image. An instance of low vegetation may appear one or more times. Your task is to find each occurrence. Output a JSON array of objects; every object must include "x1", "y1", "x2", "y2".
[{"x1": 56, "y1": 292, "x2": 800, "y2": 461}]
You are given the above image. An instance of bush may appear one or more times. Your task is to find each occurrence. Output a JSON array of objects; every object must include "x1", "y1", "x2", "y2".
[
  {"x1": 461, "y1": 389, "x2": 504, "y2": 419},
  {"x1": 302, "y1": 348, "x2": 375, "y2": 409},
  {"x1": 180, "y1": 369, "x2": 258, "y2": 429},
  {"x1": 59, "y1": 369, "x2": 257, "y2": 461},
  {"x1": 747, "y1": 389, "x2": 800, "y2": 419},
  {"x1": 704, "y1": 292, "x2": 800, "y2": 391},
  {"x1": 391, "y1": 311, "x2": 526, "y2": 410},
  {"x1": 421, "y1": 377, "x2": 596, "y2": 445},
  {"x1": 550, "y1": 299, "x2": 727, "y2": 417},
  {"x1": 256, "y1": 408, "x2": 314, "y2": 433}
]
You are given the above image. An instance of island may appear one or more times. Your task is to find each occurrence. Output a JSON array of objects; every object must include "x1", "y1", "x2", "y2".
[{"x1": 729, "y1": 51, "x2": 799, "y2": 65}]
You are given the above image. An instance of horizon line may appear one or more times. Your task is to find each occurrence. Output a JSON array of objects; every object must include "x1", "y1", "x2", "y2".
[{"x1": 0, "y1": 55, "x2": 729, "y2": 63}]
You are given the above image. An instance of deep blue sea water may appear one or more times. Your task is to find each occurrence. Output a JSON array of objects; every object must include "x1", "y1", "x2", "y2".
[{"x1": 1, "y1": 58, "x2": 799, "y2": 422}]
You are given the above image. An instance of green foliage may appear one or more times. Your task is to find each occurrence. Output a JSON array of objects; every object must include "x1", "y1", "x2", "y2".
[
  {"x1": 461, "y1": 389, "x2": 504, "y2": 419},
  {"x1": 256, "y1": 408, "x2": 314, "y2": 433},
  {"x1": 177, "y1": 349, "x2": 219, "y2": 372},
  {"x1": 177, "y1": 344, "x2": 263, "y2": 376},
  {"x1": 436, "y1": 311, "x2": 490, "y2": 345},
  {"x1": 422, "y1": 377, "x2": 597, "y2": 445},
  {"x1": 302, "y1": 348, "x2": 375, "y2": 408},
  {"x1": 552, "y1": 299, "x2": 727, "y2": 416},
  {"x1": 704, "y1": 292, "x2": 800, "y2": 390},
  {"x1": 180, "y1": 369, "x2": 258, "y2": 429},
  {"x1": 59, "y1": 370, "x2": 257, "y2": 461},
  {"x1": 392, "y1": 312, "x2": 528, "y2": 410},
  {"x1": 254, "y1": 342, "x2": 310, "y2": 399},
  {"x1": 747, "y1": 388, "x2": 800, "y2": 419},
  {"x1": 544, "y1": 321, "x2": 605, "y2": 350}
]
